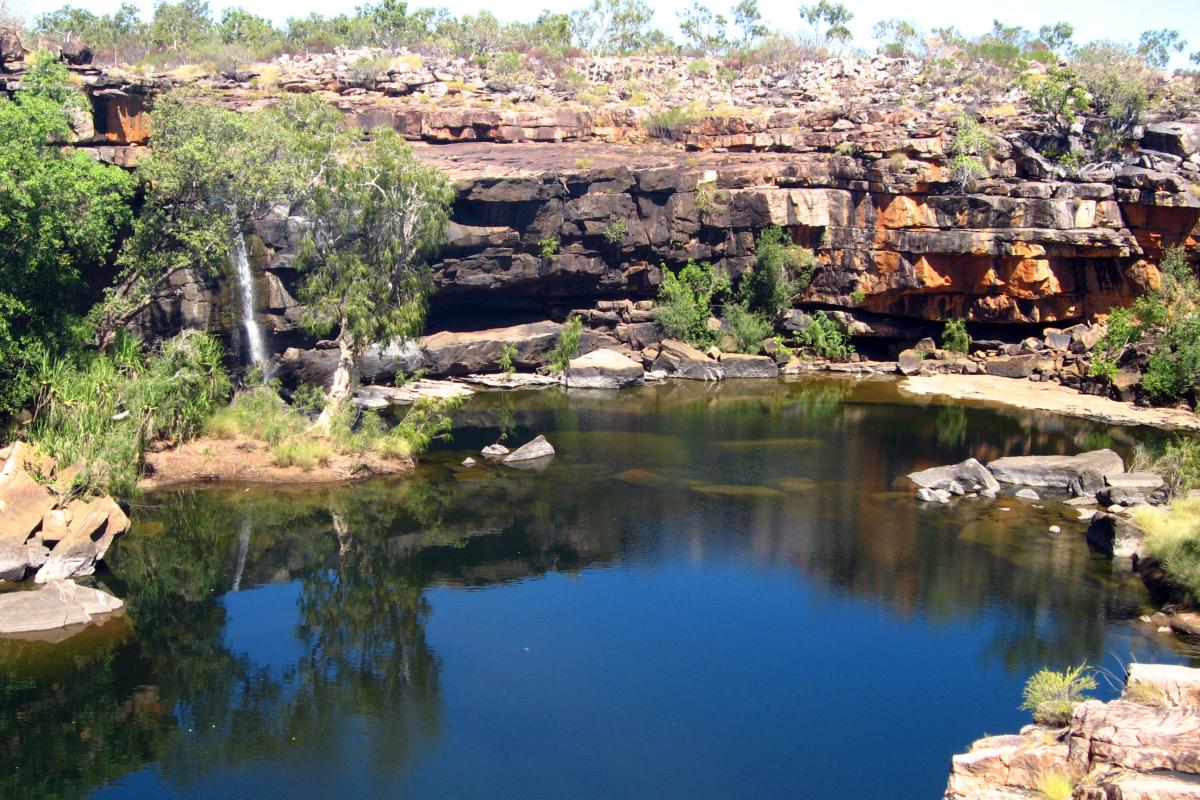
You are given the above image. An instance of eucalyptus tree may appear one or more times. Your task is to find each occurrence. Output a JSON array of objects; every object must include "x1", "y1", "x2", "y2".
[
  {"x1": 93, "y1": 91, "x2": 344, "y2": 346},
  {"x1": 294, "y1": 129, "x2": 454, "y2": 429}
]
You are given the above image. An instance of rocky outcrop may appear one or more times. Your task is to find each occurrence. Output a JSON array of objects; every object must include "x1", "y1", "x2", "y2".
[
  {"x1": 987, "y1": 449, "x2": 1125, "y2": 489},
  {"x1": 945, "y1": 664, "x2": 1200, "y2": 800},
  {"x1": 0, "y1": 444, "x2": 130, "y2": 584}
]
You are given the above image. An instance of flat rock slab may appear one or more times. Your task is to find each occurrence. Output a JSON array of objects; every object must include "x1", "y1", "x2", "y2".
[
  {"x1": 987, "y1": 449, "x2": 1125, "y2": 488},
  {"x1": 1073, "y1": 700, "x2": 1200, "y2": 775},
  {"x1": 461, "y1": 373, "x2": 561, "y2": 389},
  {"x1": 565, "y1": 348, "x2": 645, "y2": 389},
  {"x1": 718, "y1": 353, "x2": 779, "y2": 379},
  {"x1": 0, "y1": 579, "x2": 123, "y2": 636},
  {"x1": 1106, "y1": 472, "x2": 1165, "y2": 490},
  {"x1": 353, "y1": 380, "x2": 474, "y2": 408}
]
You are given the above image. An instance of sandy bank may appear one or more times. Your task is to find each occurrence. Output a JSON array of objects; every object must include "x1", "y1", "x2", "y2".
[
  {"x1": 900, "y1": 374, "x2": 1200, "y2": 431},
  {"x1": 140, "y1": 435, "x2": 414, "y2": 491}
]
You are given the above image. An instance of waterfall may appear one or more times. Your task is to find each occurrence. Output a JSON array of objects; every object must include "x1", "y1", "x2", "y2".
[{"x1": 230, "y1": 229, "x2": 270, "y2": 373}]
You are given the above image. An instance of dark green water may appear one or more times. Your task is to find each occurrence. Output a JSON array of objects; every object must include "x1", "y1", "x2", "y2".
[{"x1": 1, "y1": 376, "x2": 1195, "y2": 799}]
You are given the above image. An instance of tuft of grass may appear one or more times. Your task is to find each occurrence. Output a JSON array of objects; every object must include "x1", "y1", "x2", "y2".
[
  {"x1": 204, "y1": 386, "x2": 306, "y2": 447},
  {"x1": 1133, "y1": 498, "x2": 1200, "y2": 598},
  {"x1": 270, "y1": 438, "x2": 333, "y2": 470},
  {"x1": 1037, "y1": 772, "x2": 1075, "y2": 800},
  {"x1": 1122, "y1": 679, "x2": 1167, "y2": 707},
  {"x1": 1020, "y1": 664, "x2": 1097, "y2": 727},
  {"x1": 1130, "y1": 435, "x2": 1200, "y2": 495}
]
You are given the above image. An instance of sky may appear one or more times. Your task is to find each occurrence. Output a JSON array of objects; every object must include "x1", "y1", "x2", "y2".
[{"x1": 6, "y1": 0, "x2": 1200, "y2": 68}]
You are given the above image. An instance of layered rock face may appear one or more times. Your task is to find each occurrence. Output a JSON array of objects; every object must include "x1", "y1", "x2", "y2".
[
  {"x1": 4, "y1": 45, "x2": 1199, "y2": 361},
  {"x1": 946, "y1": 664, "x2": 1200, "y2": 800}
]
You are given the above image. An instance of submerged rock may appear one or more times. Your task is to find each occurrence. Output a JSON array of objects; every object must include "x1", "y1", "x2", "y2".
[{"x1": 0, "y1": 579, "x2": 123, "y2": 637}]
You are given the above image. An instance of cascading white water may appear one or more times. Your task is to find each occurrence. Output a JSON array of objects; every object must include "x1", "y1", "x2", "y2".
[{"x1": 230, "y1": 229, "x2": 270, "y2": 373}]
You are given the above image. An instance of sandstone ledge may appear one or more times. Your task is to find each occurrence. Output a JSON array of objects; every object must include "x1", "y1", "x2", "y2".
[{"x1": 900, "y1": 374, "x2": 1200, "y2": 431}]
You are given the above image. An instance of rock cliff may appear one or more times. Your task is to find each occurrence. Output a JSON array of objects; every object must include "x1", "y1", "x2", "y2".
[{"x1": 4, "y1": 44, "x2": 1199, "y2": 368}]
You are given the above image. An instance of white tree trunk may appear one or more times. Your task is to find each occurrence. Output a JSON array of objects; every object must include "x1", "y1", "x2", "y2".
[{"x1": 313, "y1": 330, "x2": 358, "y2": 434}]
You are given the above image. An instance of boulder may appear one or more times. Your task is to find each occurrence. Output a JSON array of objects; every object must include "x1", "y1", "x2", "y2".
[
  {"x1": 916, "y1": 487, "x2": 952, "y2": 503},
  {"x1": 0, "y1": 470, "x2": 56, "y2": 547},
  {"x1": 35, "y1": 497, "x2": 130, "y2": 583},
  {"x1": 908, "y1": 458, "x2": 1000, "y2": 494},
  {"x1": 985, "y1": 355, "x2": 1040, "y2": 378},
  {"x1": 652, "y1": 339, "x2": 725, "y2": 380},
  {"x1": 1098, "y1": 486, "x2": 1149, "y2": 507},
  {"x1": 987, "y1": 449, "x2": 1125, "y2": 489},
  {"x1": 481, "y1": 443, "x2": 510, "y2": 458},
  {"x1": 1106, "y1": 473, "x2": 1165, "y2": 491},
  {"x1": 502, "y1": 435, "x2": 555, "y2": 464},
  {"x1": 1124, "y1": 664, "x2": 1200, "y2": 708},
  {"x1": 897, "y1": 349, "x2": 924, "y2": 376},
  {"x1": 1086, "y1": 513, "x2": 1143, "y2": 558},
  {"x1": 1087, "y1": 769, "x2": 1200, "y2": 800},
  {"x1": 1015, "y1": 488, "x2": 1040, "y2": 500},
  {"x1": 1143, "y1": 121, "x2": 1200, "y2": 159},
  {"x1": 0, "y1": 579, "x2": 123, "y2": 636},
  {"x1": 565, "y1": 348, "x2": 645, "y2": 388},
  {"x1": 718, "y1": 353, "x2": 779, "y2": 378},
  {"x1": 420, "y1": 321, "x2": 613, "y2": 376}
]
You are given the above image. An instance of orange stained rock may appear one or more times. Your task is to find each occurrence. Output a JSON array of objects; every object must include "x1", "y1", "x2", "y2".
[
  {"x1": 876, "y1": 195, "x2": 934, "y2": 229},
  {"x1": 1005, "y1": 257, "x2": 1064, "y2": 298}
]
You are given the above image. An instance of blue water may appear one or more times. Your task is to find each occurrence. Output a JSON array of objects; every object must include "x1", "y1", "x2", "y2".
[{"x1": 2, "y1": 377, "x2": 1193, "y2": 799}]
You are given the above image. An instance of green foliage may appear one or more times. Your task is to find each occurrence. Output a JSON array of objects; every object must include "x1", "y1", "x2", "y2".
[
  {"x1": 206, "y1": 385, "x2": 306, "y2": 446},
  {"x1": 569, "y1": 0, "x2": 662, "y2": 55},
  {"x1": 942, "y1": 318, "x2": 971, "y2": 354},
  {"x1": 695, "y1": 182, "x2": 725, "y2": 213},
  {"x1": 1138, "y1": 247, "x2": 1200, "y2": 402},
  {"x1": 644, "y1": 106, "x2": 701, "y2": 140},
  {"x1": 30, "y1": 331, "x2": 231, "y2": 496},
  {"x1": 721, "y1": 301, "x2": 773, "y2": 354},
  {"x1": 848, "y1": 287, "x2": 866, "y2": 306},
  {"x1": 1020, "y1": 664, "x2": 1097, "y2": 726},
  {"x1": 1071, "y1": 41, "x2": 1152, "y2": 159},
  {"x1": 1023, "y1": 66, "x2": 1089, "y2": 141},
  {"x1": 798, "y1": 0, "x2": 852, "y2": 44},
  {"x1": 538, "y1": 236, "x2": 561, "y2": 258},
  {"x1": 549, "y1": 316, "x2": 584, "y2": 372},
  {"x1": 270, "y1": 437, "x2": 334, "y2": 469},
  {"x1": 296, "y1": 128, "x2": 454, "y2": 408},
  {"x1": 655, "y1": 259, "x2": 730, "y2": 348},
  {"x1": 0, "y1": 52, "x2": 135, "y2": 419},
  {"x1": 1137, "y1": 28, "x2": 1186, "y2": 69},
  {"x1": 499, "y1": 342, "x2": 518, "y2": 375},
  {"x1": 292, "y1": 382, "x2": 327, "y2": 415},
  {"x1": 678, "y1": 3, "x2": 727, "y2": 53},
  {"x1": 947, "y1": 113, "x2": 995, "y2": 191},
  {"x1": 603, "y1": 214, "x2": 628, "y2": 245},
  {"x1": 492, "y1": 50, "x2": 523, "y2": 74},
  {"x1": 1133, "y1": 496, "x2": 1200, "y2": 599},
  {"x1": 797, "y1": 311, "x2": 854, "y2": 361},
  {"x1": 96, "y1": 90, "x2": 345, "y2": 345},
  {"x1": 872, "y1": 18, "x2": 920, "y2": 58},
  {"x1": 687, "y1": 58, "x2": 713, "y2": 75},
  {"x1": 740, "y1": 225, "x2": 815, "y2": 318},
  {"x1": 1088, "y1": 306, "x2": 1137, "y2": 379},
  {"x1": 1131, "y1": 435, "x2": 1200, "y2": 494}
]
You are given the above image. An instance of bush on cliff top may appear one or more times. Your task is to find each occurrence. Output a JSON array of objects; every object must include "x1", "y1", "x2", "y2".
[{"x1": 1019, "y1": 663, "x2": 1097, "y2": 726}]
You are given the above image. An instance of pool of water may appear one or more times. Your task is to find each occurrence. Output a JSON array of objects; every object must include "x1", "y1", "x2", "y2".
[{"x1": 1, "y1": 376, "x2": 1195, "y2": 799}]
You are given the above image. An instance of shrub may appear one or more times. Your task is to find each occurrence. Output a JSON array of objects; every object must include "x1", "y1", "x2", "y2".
[
  {"x1": 741, "y1": 225, "x2": 816, "y2": 317},
  {"x1": 549, "y1": 316, "x2": 583, "y2": 372},
  {"x1": 492, "y1": 50, "x2": 523, "y2": 74},
  {"x1": 205, "y1": 385, "x2": 306, "y2": 446},
  {"x1": 798, "y1": 311, "x2": 854, "y2": 361},
  {"x1": 848, "y1": 287, "x2": 866, "y2": 306},
  {"x1": 292, "y1": 382, "x2": 326, "y2": 415},
  {"x1": 1130, "y1": 435, "x2": 1200, "y2": 494},
  {"x1": 1133, "y1": 497, "x2": 1200, "y2": 599},
  {"x1": 603, "y1": 215, "x2": 628, "y2": 245},
  {"x1": 29, "y1": 330, "x2": 231, "y2": 496},
  {"x1": 1071, "y1": 42, "x2": 1153, "y2": 160},
  {"x1": 687, "y1": 59, "x2": 711, "y2": 75},
  {"x1": 1037, "y1": 773, "x2": 1075, "y2": 800},
  {"x1": 947, "y1": 113, "x2": 995, "y2": 191},
  {"x1": 645, "y1": 106, "x2": 701, "y2": 140},
  {"x1": 1020, "y1": 664, "x2": 1097, "y2": 726},
  {"x1": 538, "y1": 236, "x2": 560, "y2": 258},
  {"x1": 942, "y1": 318, "x2": 971, "y2": 354},
  {"x1": 721, "y1": 302, "x2": 773, "y2": 354},
  {"x1": 499, "y1": 342, "x2": 518, "y2": 375},
  {"x1": 270, "y1": 437, "x2": 334, "y2": 470},
  {"x1": 655, "y1": 260, "x2": 730, "y2": 348}
]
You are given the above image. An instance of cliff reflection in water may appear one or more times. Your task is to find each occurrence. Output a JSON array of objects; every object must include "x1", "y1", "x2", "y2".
[{"x1": 0, "y1": 377, "x2": 1189, "y2": 799}]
